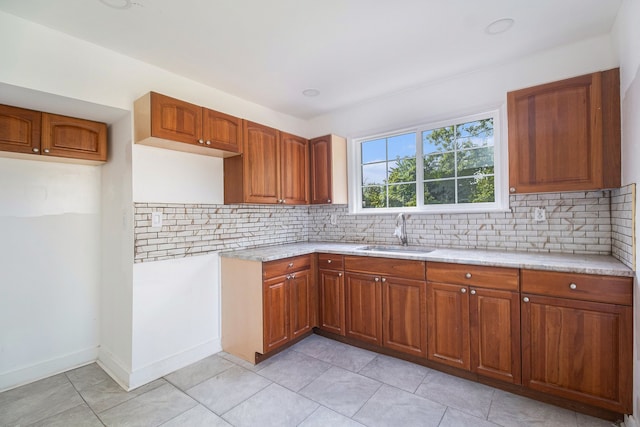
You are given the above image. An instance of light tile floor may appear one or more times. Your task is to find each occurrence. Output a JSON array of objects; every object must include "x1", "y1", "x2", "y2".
[{"x1": 0, "y1": 334, "x2": 621, "y2": 427}]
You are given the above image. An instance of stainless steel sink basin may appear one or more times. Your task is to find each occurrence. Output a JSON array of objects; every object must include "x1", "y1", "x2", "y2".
[{"x1": 356, "y1": 245, "x2": 435, "y2": 254}]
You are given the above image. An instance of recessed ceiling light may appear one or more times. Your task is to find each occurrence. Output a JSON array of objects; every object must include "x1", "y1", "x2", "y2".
[
  {"x1": 302, "y1": 88, "x2": 320, "y2": 97},
  {"x1": 485, "y1": 18, "x2": 515, "y2": 35},
  {"x1": 98, "y1": 0, "x2": 132, "y2": 9}
]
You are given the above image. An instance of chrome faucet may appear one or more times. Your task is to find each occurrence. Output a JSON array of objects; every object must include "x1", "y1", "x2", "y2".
[{"x1": 394, "y1": 213, "x2": 408, "y2": 246}]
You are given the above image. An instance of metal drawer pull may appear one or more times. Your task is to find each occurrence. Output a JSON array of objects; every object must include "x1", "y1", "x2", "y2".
[
  {"x1": 461, "y1": 288, "x2": 467, "y2": 293},
  {"x1": 327, "y1": 259, "x2": 332, "y2": 264},
  {"x1": 569, "y1": 283, "x2": 577, "y2": 290},
  {"x1": 523, "y1": 297, "x2": 530, "y2": 303},
  {"x1": 465, "y1": 273, "x2": 472, "y2": 279},
  {"x1": 470, "y1": 289, "x2": 476, "y2": 295},
  {"x1": 288, "y1": 262, "x2": 294, "y2": 267}
]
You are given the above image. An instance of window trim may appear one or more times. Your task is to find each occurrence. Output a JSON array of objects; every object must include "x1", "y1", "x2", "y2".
[{"x1": 348, "y1": 109, "x2": 509, "y2": 215}]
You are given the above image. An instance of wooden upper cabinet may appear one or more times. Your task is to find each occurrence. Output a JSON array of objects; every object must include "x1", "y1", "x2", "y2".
[
  {"x1": 42, "y1": 113, "x2": 107, "y2": 162},
  {"x1": 309, "y1": 135, "x2": 348, "y2": 204},
  {"x1": 202, "y1": 108, "x2": 242, "y2": 152},
  {"x1": 0, "y1": 104, "x2": 41, "y2": 155},
  {"x1": 150, "y1": 92, "x2": 202, "y2": 144},
  {"x1": 280, "y1": 132, "x2": 309, "y2": 204},
  {"x1": 224, "y1": 122, "x2": 310, "y2": 205},
  {"x1": 135, "y1": 92, "x2": 242, "y2": 157},
  {"x1": 507, "y1": 68, "x2": 620, "y2": 193}
]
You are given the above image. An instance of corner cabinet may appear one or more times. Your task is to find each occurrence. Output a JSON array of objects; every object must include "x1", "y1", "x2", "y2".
[
  {"x1": 224, "y1": 121, "x2": 309, "y2": 204},
  {"x1": 134, "y1": 92, "x2": 242, "y2": 158},
  {"x1": 0, "y1": 104, "x2": 107, "y2": 163},
  {"x1": 427, "y1": 262, "x2": 521, "y2": 384},
  {"x1": 309, "y1": 135, "x2": 348, "y2": 204},
  {"x1": 221, "y1": 254, "x2": 316, "y2": 364},
  {"x1": 521, "y1": 269, "x2": 633, "y2": 413},
  {"x1": 507, "y1": 68, "x2": 620, "y2": 194}
]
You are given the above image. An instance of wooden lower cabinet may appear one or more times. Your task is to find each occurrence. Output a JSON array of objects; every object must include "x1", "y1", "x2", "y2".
[
  {"x1": 520, "y1": 269, "x2": 633, "y2": 413},
  {"x1": 382, "y1": 277, "x2": 427, "y2": 357},
  {"x1": 427, "y1": 262, "x2": 521, "y2": 384},
  {"x1": 318, "y1": 268, "x2": 345, "y2": 335},
  {"x1": 345, "y1": 272, "x2": 382, "y2": 345},
  {"x1": 289, "y1": 269, "x2": 314, "y2": 339},
  {"x1": 263, "y1": 275, "x2": 290, "y2": 352}
]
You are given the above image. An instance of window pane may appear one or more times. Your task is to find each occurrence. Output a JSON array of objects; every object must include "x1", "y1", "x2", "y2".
[
  {"x1": 424, "y1": 152, "x2": 455, "y2": 179},
  {"x1": 389, "y1": 183, "x2": 416, "y2": 207},
  {"x1": 362, "y1": 138, "x2": 386, "y2": 164},
  {"x1": 388, "y1": 158, "x2": 416, "y2": 183},
  {"x1": 362, "y1": 185, "x2": 387, "y2": 208},
  {"x1": 362, "y1": 163, "x2": 387, "y2": 185},
  {"x1": 388, "y1": 132, "x2": 416, "y2": 160},
  {"x1": 423, "y1": 126, "x2": 455, "y2": 154},
  {"x1": 457, "y1": 119, "x2": 493, "y2": 141},
  {"x1": 457, "y1": 175, "x2": 495, "y2": 203},
  {"x1": 457, "y1": 147, "x2": 494, "y2": 177},
  {"x1": 424, "y1": 179, "x2": 455, "y2": 204}
]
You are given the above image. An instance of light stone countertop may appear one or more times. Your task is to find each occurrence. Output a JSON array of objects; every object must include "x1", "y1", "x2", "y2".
[{"x1": 219, "y1": 242, "x2": 634, "y2": 277}]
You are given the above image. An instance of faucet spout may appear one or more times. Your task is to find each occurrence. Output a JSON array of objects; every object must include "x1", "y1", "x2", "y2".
[{"x1": 394, "y1": 213, "x2": 408, "y2": 246}]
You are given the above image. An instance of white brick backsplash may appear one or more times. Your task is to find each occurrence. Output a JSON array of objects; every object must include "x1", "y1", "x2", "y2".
[{"x1": 133, "y1": 188, "x2": 635, "y2": 263}]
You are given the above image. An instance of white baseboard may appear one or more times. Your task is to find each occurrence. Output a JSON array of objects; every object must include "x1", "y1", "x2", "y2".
[
  {"x1": 625, "y1": 415, "x2": 639, "y2": 427},
  {"x1": 127, "y1": 338, "x2": 222, "y2": 390},
  {"x1": 0, "y1": 346, "x2": 99, "y2": 393},
  {"x1": 97, "y1": 347, "x2": 133, "y2": 390}
]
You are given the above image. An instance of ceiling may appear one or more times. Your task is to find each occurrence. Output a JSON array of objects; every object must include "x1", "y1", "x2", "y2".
[{"x1": 0, "y1": 0, "x2": 622, "y2": 119}]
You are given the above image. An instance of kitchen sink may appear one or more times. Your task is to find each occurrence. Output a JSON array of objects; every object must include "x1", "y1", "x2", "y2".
[{"x1": 356, "y1": 245, "x2": 435, "y2": 254}]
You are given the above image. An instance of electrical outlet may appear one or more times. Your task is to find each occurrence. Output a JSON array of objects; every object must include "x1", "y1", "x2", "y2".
[
  {"x1": 534, "y1": 207, "x2": 546, "y2": 222},
  {"x1": 151, "y1": 211, "x2": 163, "y2": 228}
]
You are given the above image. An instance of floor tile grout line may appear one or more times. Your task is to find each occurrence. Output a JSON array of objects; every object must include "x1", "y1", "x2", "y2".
[
  {"x1": 63, "y1": 371, "x2": 107, "y2": 426},
  {"x1": 212, "y1": 378, "x2": 273, "y2": 421}
]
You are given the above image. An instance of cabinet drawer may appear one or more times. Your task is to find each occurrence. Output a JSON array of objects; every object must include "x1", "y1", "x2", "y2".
[
  {"x1": 263, "y1": 255, "x2": 311, "y2": 278},
  {"x1": 427, "y1": 262, "x2": 519, "y2": 291},
  {"x1": 521, "y1": 269, "x2": 632, "y2": 306},
  {"x1": 344, "y1": 256, "x2": 425, "y2": 281},
  {"x1": 318, "y1": 253, "x2": 344, "y2": 270}
]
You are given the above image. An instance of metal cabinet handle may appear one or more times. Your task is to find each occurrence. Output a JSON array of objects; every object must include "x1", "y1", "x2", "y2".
[
  {"x1": 286, "y1": 275, "x2": 291, "y2": 280},
  {"x1": 374, "y1": 277, "x2": 380, "y2": 282},
  {"x1": 205, "y1": 140, "x2": 211, "y2": 145},
  {"x1": 327, "y1": 259, "x2": 332, "y2": 264},
  {"x1": 523, "y1": 297, "x2": 530, "y2": 303},
  {"x1": 327, "y1": 199, "x2": 331, "y2": 203},
  {"x1": 381, "y1": 278, "x2": 386, "y2": 283},
  {"x1": 470, "y1": 289, "x2": 476, "y2": 295},
  {"x1": 198, "y1": 139, "x2": 204, "y2": 144},
  {"x1": 43, "y1": 149, "x2": 50, "y2": 153},
  {"x1": 338, "y1": 273, "x2": 343, "y2": 277},
  {"x1": 569, "y1": 283, "x2": 577, "y2": 290},
  {"x1": 461, "y1": 288, "x2": 467, "y2": 293},
  {"x1": 281, "y1": 200, "x2": 286, "y2": 204},
  {"x1": 291, "y1": 273, "x2": 296, "y2": 279},
  {"x1": 288, "y1": 262, "x2": 294, "y2": 267},
  {"x1": 465, "y1": 273, "x2": 472, "y2": 279},
  {"x1": 32, "y1": 147, "x2": 39, "y2": 153},
  {"x1": 509, "y1": 187, "x2": 516, "y2": 193}
]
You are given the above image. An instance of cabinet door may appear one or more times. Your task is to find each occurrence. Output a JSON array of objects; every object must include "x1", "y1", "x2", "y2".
[
  {"x1": 507, "y1": 72, "x2": 605, "y2": 193},
  {"x1": 318, "y1": 269, "x2": 345, "y2": 335},
  {"x1": 289, "y1": 269, "x2": 313, "y2": 339},
  {"x1": 427, "y1": 282, "x2": 470, "y2": 370},
  {"x1": 150, "y1": 92, "x2": 202, "y2": 145},
  {"x1": 243, "y1": 121, "x2": 280, "y2": 203},
  {"x1": 345, "y1": 273, "x2": 382, "y2": 345},
  {"x1": 309, "y1": 136, "x2": 332, "y2": 204},
  {"x1": 522, "y1": 294, "x2": 632, "y2": 413},
  {"x1": 42, "y1": 113, "x2": 107, "y2": 161},
  {"x1": 280, "y1": 132, "x2": 309, "y2": 204},
  {"x1": 382, "y1": 277, "x2": 426, "y2": 357},
  {"x1": 0, "y1": 105, "x2": 41, "y2": 155},
  {"x1": 263, "y1": 275, "x2": 289, "y2": 352},
  {"x1": 202, "y1": 108, "x2": 242, "y2": 153},
  {"x1": 469, "y1": 288, "x2": 520, "y2": 384}
]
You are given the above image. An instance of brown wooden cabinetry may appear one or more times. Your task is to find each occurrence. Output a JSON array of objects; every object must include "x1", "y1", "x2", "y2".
[
  {"x1": 1, "y1": 104, "x2": 107, "y2": 163},
  {"x1": 224, "y1": 122, "x2": 309, "y2": 204},
  {"x1": 507, "y1": 68, "x2": 620, "y2": 193},
  {"x1": 134, "y1": 92, "x2": 242, "y2": 157},
  {"x1": 317, "y1": 254, "x2": 345, "y2": 336},
  {"x1": 427, "y1": 262, "x2": 520, "y2": 384},
  {"x1": 521, "y1": 269, "x2": 632, "y2": 413},
  {"x1": 344, "y1": 256, "x2": 426, "y2": 356},
  {"x1": 309, "y1": 135, "x2": 348, "y2": 204}
]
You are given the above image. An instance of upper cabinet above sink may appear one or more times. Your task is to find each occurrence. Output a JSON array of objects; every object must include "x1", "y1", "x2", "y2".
[{"x1": 134, "y1": 92, "x2": 242, "y2": 158}]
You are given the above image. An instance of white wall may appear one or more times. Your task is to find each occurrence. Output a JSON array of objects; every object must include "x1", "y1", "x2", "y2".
[
  {"x1": 612, "y1": 0, "x2": 640, "y2": 420},
  {"x1": 0, "y1": 158, "x2": 102, "y2": 392},
  {"x1": 130, "y1": 255, "x2": 220, "y2": 389},
  {"x1": 307, "y1": 35, "x2": 618, "y2": 139}
]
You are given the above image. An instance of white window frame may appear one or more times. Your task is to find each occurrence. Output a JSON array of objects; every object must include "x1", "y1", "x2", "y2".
[{"x1": 348, "y1": 109, "x2": 509, "y2": 215}]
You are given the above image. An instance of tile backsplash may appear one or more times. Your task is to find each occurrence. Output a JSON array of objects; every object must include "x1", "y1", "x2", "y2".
[{"x1": 134, "y1": 187, "x2": 635, "y2": 264}]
